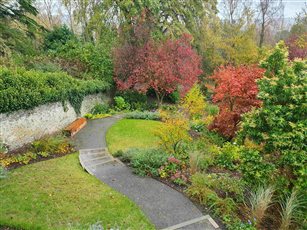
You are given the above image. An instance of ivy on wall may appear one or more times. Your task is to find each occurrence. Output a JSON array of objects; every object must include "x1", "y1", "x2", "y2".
[{"x1": 0, "y1": 67, "x2": 110, "y2": 115}]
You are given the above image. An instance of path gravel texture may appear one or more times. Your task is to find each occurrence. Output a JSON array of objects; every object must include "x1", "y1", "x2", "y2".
[{"x1": 73, "y1": 117, "x2": 219, "y2": 230}]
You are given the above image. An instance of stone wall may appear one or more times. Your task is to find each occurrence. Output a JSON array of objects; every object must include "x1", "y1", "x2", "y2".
[{"x1": 0, "y1": 93, "x2": 109, "y2": 151}]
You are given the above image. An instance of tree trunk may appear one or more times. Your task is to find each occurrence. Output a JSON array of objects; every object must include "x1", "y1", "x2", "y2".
[
  {"x1": 259, "y1": 14, "x2": 265, "y2": 47},
  {"x1": 155, "y1": 91, "x2": 165, "y2": 107}
]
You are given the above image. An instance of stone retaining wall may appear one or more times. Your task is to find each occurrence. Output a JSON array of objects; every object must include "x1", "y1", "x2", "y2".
[{"x1": 0, "y1": 93, "x2": 109, "y2": 151}]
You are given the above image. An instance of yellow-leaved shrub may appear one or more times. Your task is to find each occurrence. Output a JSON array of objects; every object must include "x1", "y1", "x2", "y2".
[
  {"x1": 155, "y1": 111, "x2": 191, "y2": 156},
  {"x1": 181, "y1": 84, "x2": 205, "y2": 120}
]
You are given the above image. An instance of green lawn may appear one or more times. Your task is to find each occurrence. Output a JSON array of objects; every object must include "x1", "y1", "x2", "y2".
[
  {"x1": 106, "y1": 119, "x2": 161, "y2": 154},
  {"x1": 0, "y1": 153, "x2": 154, "y2": 230}
]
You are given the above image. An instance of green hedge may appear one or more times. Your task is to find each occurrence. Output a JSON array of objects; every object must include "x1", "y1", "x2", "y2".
[{"x1": 0, "y1": 67, "x2": 109, "y2": 114}]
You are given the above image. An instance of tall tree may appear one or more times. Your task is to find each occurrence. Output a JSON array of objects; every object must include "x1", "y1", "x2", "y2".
[
  {"x1": 35, "y1": 0, "x2": 63, "y2": 29},
  {"x1": 257, "y1": 0, "x2": 283, "y2": 47},
  {"x1": 62, "y1": 0, "x2": 75, "y2": 33},
  {"x1": 221, "y1": 0, "x2": 250, "y2": 24},
  {"x1": 0, "y1": 0, "x2": 40, "y2": 56},
  {"x1": 199, "y1": 10, "x2": 259, "y2": 73},
  {"x1": 290, "y1": 8, "x2": 307, "y2": 36},
  {"x1": 105, "y1": 0, "x2": 217, "y2": 37},
  {"x1": 114, "y1": 33, "x2": 203, "y2": 105}
]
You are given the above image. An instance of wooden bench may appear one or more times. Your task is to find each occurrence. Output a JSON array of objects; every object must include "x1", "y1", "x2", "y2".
[{"x1": 64, "y1": 118, "x2": 87, "y2": 137}]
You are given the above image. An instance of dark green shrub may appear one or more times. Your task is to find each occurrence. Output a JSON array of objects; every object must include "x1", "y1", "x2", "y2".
[
  {"x1": 114, "y1": 96, "x2": 130, "y2": 111},
  {"x1": 123, "y1": 148, "x2": 168, "y2": 176},
  {"x1": 116, "y1": 90, "x2": 148, "y2": 110},
  {"x1": 44, "y1": 25, "x2": 75, "y2": 51},
  {"x1": 200, "y1": 128, "x2": 226, "y2": 147},
  {"x1": 0, "y1": 67, "x2": 109, "y2": 114},
  {"x1": 91, "y1": 103, "x2": 109, "y2": 114},
  {"x1": 125, "y1": 111, "x2": 161, "y2": 120},
  {"x1": 55, "y1": 34, "x2": 115, "y2": 83},
  {"x1": 168, "y1": 90, "x2": 180, "y2": 103},
  {"x1": 239, "y1": 149, "x2": 275, "y2": 186}
]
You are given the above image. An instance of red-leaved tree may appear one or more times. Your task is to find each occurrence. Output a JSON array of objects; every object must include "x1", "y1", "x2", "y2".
[
  {"x1": 209, "y1": 65, "x2": 265, "y2": 138},
  {"x1": 114, "y1": 34, "x2": 203, "y2": 105},
  {"x1": 285, "y1": 33, "x2": 307, "y2": 60}
]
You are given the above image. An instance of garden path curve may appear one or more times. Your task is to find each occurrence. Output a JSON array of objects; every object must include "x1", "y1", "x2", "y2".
[{"x1": 73, "y1": 116, "x2": 220, "y2": 230}]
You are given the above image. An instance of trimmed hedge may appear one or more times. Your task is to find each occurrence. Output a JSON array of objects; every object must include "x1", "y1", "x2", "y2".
[
  {"x1": 125, "y1": 111, "x2": 161, "y2": 120},
  {"x1": 0, "y1": 67, "x2": 109, "y2": 114}
]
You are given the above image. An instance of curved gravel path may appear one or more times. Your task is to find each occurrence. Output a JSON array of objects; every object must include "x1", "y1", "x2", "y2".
[{"x1": 73, "y1": 116, "x2": 219, "y2": 230}]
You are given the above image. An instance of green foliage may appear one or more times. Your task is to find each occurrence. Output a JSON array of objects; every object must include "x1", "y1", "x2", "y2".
[
  {"x1": 216, "y1": 143, "x2": 243, "y2": 170},
  {"x1": 188, "y1": 147, "x2": 217, "y2": 171},
  {"x1": 123, "y1": 148, "x2": 168, "y2": 176},
  {"x1": 32, "y1": 135, "x2": 73, "y2": 155},
  {"x1": 44, "y1": 25, "x2": 75, "y2": 51},
  {"x1": 188, "y1": 173, "x2": 245, "y2": 201},
  {"x1": 186, "y1": 173, "x2": 219, "y2": 204},
  {"x1": 114, "y1": 96, "x2": 130, "y2": 111},
  {"x1": 239, "y1": 42, "x2": 307, "y2": 191},
  {"x1": 212, "y1": 197, "x2": 237, "y2": 216},
  {"x1": 55, "y1": 38, "x2": 114, "y2": 82},
  {"x1": 239, "y1": 150, "x2": 275, "y2": 186},
  {"x1": 1, "y1": 135, "x2": 74, "y2": 167},
  {"x1": 0, "y1": 23, "x2": 38, "y2": 57},
  {"x1": 205, "y1": 103, "x2": 219, "y2": 116},
  {"x1": 0, "y1": 0, "x2": 40, "y2": 56},
  {"x1": 91, "y1": 103, "x2": 110, "y2": 114},
  {"x1": 290, "y1": 9, "x2": 307, "y2": 36},
  {"x1": 167, "y1": 90, "x2": 180, "y2": 104},
  {"x1": 199, "y1": 14, "x2": 260, "y2": 73},
  {"x1": 105, "y1": 0, "x2": 217, "y2": 37},
  {"x1": 158, "y1": 156, "x2": 188, "y2": 185},
  {"x1": 200, "y1": 128, "x2": 226, "y2": 147},
  {"x1": 8, "y1": 55, "x2": 62, "y2": 72},
  {"x1": 187, "y1": 173, "x2": 240, "y2": 216},
  {"x1": 116, "y1": 90, "x2": 148, "y2": 110},
  {"x1": 125, "y1": 111, "x2": 161, "y2": 121},
  {"x1": 0, "y1": 67, "x2": 109, "y2": 114}
]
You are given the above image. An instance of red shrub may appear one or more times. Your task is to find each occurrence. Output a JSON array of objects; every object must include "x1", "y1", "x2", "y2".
[{"x1": 209, "y1": 65, "x2": 265, "y2": 138}]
